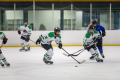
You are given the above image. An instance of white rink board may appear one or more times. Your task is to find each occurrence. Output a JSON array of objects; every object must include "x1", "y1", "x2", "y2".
[{"x1": 1, "y1": 30, "x2": 120, "y2": 46}]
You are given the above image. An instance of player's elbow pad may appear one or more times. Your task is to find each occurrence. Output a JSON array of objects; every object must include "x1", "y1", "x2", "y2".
[{"x1": 18, "y1": 30, "x2": 21, "y2": 34}]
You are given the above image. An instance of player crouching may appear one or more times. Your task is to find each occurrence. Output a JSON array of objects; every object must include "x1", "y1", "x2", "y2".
[
  {"x1": 0, "y1": 32, "x2": 10, "y2": 67},
  {"x1": 36, "y1": 27, "x2": 62, "y2": 64},
  {"x1": 83, "y1": 25, "x2": 103, "y2": 62}
]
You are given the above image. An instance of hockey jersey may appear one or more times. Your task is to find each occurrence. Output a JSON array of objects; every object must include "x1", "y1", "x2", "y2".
[
  {"x1": 83, "y1": 30, "x2": 101, "y2": 45},
  {"x1": 39, "y1": 32, "x2": 61, "y2": 44},
  {"x1": 0, "y1": 32, "x2": 6, "y2": 40},
  {"x1": 94, "y1": 25, "x2": 105, "y2": 35},
  {"x1": 18, "y1": 24, "x2": 32, "y2": 36}
]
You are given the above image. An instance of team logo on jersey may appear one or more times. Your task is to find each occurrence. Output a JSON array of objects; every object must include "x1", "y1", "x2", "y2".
[{"x1": 23, "y1": 30, "x2": 27, "y2": 33}]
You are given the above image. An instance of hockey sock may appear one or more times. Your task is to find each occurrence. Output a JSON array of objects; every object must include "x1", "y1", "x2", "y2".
[
  {"x1": 93, "y1": 53, "x2": 99, "y2": 58},
  {"x1": 45, "y1": 49, "x2": 54, "y2": 60},
  {"x1": 44, "y1": 54, "x2": 51, "y2": 60},
  {"x1": 0, "y1": 51, "x2": 6, "y2": 61},
  {"x1": 26, "y1": 44, "x2": 30, "y2": 48},
  {"x1": 0, "y1": 50, "x2": 7, "y2": 63},
  {"x1": 2, "y1": 58, "x2": 7, "y2": 63},
  {"x1": 21, "y1": 43, "x2": 24, "y2": 48},
  {"x1": 98, "y1": 47, "x2": 103, "y2": 54},
  {"x1": 90, "y1": 48, "x2": 99, "y2": 58},
  {"x1": 95, "y1": 49, "x2": 99, "y2": 54}
]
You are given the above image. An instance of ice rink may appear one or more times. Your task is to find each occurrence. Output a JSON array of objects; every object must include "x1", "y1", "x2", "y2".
[{"x1": 0, "y1": 46, "x2": 120, "y2": 80}]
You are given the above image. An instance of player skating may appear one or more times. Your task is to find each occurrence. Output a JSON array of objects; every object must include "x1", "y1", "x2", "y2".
[
  {"x1": 18, "y1": 20, "x2": 32, "y2": 51},
  {"x1": 83, "y1": 25, "x2": 103, "y2": 62},
  {"x1": 36, "y1": 27, "x2": 62, "y2": 64},
  {"x1": 91, "y1": 20, "x2": 106, "y2": 58},
  {"x1": 0, "y1": 32, "x2": 10, "y2": 67}
]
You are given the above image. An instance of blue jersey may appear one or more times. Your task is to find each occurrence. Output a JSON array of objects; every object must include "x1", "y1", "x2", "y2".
[{"x1": 94, "y1": 25, "x2": 105, "y2": 35}]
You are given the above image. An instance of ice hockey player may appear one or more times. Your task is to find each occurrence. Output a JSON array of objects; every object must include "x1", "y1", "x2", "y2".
[
  {"x1": 36, "y1": 27, "x2": 62, "y2": 64},
  {"x1": 18, "y1": 20, "x2": 32, "y2": 51},
  {"x1": 0, "y1": 32, "x2": 10, "y2": 67},
  {"x1": 83, "y1": 25, "x2": 103, "y2": 62},
  {"x1": 92, "y1": 20, "x2": 106, "y2": 58}
]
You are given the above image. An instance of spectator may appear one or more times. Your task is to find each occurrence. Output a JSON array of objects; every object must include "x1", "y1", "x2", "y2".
[
  {"x1": 39, "y1": 24, "x2": 46, "y2": 30},
  {"x1": 30, "y1": 23, "x2": 34, "y2": 30}
]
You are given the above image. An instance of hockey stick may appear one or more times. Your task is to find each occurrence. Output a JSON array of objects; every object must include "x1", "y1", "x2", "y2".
[
  {"x1": 63, "y1": 49, "x2": 85, "y2": 57},
  {"x1": 21, "y1": 34, "x2": 41, "y2": 47},
  {"x1": 71, "y1": 48, "x2": 84, "y2": 55},
  {"x1": 62, "y1": 48, "x2": 85, "y2": 64},
  {"x1": 0, "y1": 43, "x2": 3, "y2": 51},
  {"x1": 63, "y1": 40, "x2": 98, "y2": 57},
  {"x1": 0, "y1": 43, "x2": 3, "y2": 48}
]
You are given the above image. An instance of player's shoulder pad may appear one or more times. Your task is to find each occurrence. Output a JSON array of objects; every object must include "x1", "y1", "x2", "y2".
[
  {"x1": 48, "y1": 32, "x2": 54, "y2": 38},
  {"x1": 28, "y1": 25, "x2": 31, "y2": 29},
  {"x1": 21, "y1": 24, "x2": 24, "y2": 26},
  {"x1": 97, "y1": 24, "x2": 103, "y2": 28},
  {"x1": 57, "y1": 35, "x2": 61, "y2": 38},
  {"x1": 94, "y1": 30, "x2": 98, "y2": 34},
  {"x1": 85, "y1": 32, "x2": 91, "y2": 38},
  {"x1": 0, "y1": 32, "x2": 3, "y2": 35}
]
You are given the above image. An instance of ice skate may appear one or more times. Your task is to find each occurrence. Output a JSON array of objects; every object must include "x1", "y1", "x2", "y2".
[
  {"x1": 89, "y1": 56, "x2": 95, "y2": 60},
  {"x1": 101, "y1": 53, "x2": 105, "y2": 58},
  {"x1": 4, "y1": 62, "x2": 10, "y2": 67},
  {"x1": 0, "y1": 62, "x2": 5, "y2": 68},
  {"x1": 25, "y1": 46, "x2": 30, "y2": 51},
  {"x1": 43, "y1": 56, "x2": 53, "y2": 64},
  {"x1": 96, "y1": 58, "x2": 103, "y2": 62},
  {"x1": 19, "y1": 47, "x2": 25, "y2": 51}
]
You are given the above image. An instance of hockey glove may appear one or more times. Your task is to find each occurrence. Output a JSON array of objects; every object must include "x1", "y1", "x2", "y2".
[
  {"x1": 58, "y1": 43, "x2": 62, "y2": 49},
  {"x1": 93, "y1": 37, "x2": 98, "y2": 43},
  {"x1": 3, "y1": 38, "x2": 8, "y2": 44},
  {"x1": 18, "y1": 30, "x2": 21, "y2": 35},
  {"x1": 36, "y1": 38, "x2": 41, "y2": 45},
  {"x1": 83, "y1": 44, "x2": 89, "y2": 49},
  {"x1": 102, "y1": 32, "x2": 106, "y2": 37}
]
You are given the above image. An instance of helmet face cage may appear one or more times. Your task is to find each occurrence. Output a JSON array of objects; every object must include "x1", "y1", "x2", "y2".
[
  {"x1": 24, "y1": 20, "x2": 28, "y2": 23},
  {"x1": 54, "y1": 27, "x2": 60, "y2": 36},
  {"x1": 89, "y1": 25, "x2": 94, "y2": 34},
  {"x1": 24, "y1": 20, "x2": 28, "y2": 27}
]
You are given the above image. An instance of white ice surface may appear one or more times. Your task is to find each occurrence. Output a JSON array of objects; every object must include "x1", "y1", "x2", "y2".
[{"x1": 0, "y1": 46, "x2": 120, "y2": 80}]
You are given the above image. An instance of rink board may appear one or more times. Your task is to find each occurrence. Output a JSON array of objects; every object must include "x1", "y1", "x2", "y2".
[{"x1": 0, "y1": 30, "x2": 120, "y2": 46}]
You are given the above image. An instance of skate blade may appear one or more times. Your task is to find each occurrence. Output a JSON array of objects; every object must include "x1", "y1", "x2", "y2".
[
  {"x1": 19, "y1": 50, "x2": 25, "y2": 51},
  {"x1": 6, "y1": 65, "x2": 10, "y2": 67},
  {"x1": 2, "y1": 66, "x2": 5, "y2": 68},
  {"x1": 25, "y1": 50, "x2": 30, "y2": 51},
  {"x1": 43, "y1": 60, "x2": 53, "y2": 65},
  {"x1": 97, "y1": 60, "x2": 103, "y2": 62},
  {"x1": 89, "y1": 59, "x2": 95, "y2": 60}
]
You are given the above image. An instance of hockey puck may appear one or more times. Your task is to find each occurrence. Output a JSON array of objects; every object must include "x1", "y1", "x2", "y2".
[{"x1": 75, "y1": 66, "x2": 78, "y2": 67}]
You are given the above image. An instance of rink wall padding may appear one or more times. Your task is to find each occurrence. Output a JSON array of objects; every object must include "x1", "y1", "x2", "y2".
[{"x1": 1, "y1": 30, "x2": 120, "y2": 47}]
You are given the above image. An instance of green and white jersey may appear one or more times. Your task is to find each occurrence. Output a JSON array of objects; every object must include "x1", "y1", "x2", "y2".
[
  {"x1": 0, "y1": 32, "x2": 6, "y2": 40},
  {"x1": 39, "y1": 32, "x2": 62, "y2": 44},
  {"x1": 83, "y1": 30, "x2": 101, "y2": 45},
  {"x1": 18, "y1": 24, "x2": 32, "y2": 36}
]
